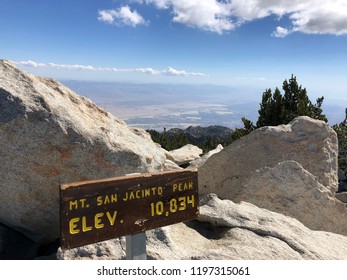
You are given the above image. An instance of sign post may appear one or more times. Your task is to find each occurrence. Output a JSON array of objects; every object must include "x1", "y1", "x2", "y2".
[
  {"x1": 59, "y1": 169, "x2": 199, "y2": 253},
  {"x1": 126, "y1": 233, "x2": 147, "y2": 260}
]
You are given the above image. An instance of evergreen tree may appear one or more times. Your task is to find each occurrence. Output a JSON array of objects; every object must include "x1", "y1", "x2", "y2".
[
  {"x1": 256, "y1": 88, "x2": 284, "y2": 127},
  {"x1": 282, "y1": 75, "x2": 301, "y2": 123},
  {"x1": 310, "y1": 96, "x2": 326, "y2": 122},
  {"x1": 333, "y1": 108, "x2": 347, "y2": 175},
  {"x1": 256, "y1": 89, "x2": 272, "y2": 127},
  {"x1": 281, "y1": 75, "x2": 327, "y2": 123},
  {"x1": 232, "y1": 74, "x2": 327, "y2": 141},
  {"x1": 272, "y1": 87, "x2": 284, "y2": 125},
  {"x1": 231, "y1": 117, "x2": 256, "y2": 141}
]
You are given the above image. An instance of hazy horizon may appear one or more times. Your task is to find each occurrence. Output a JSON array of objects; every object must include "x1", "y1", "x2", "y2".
[{"x1": 62, "y1": 80, "x2": 347, "y2": 131}]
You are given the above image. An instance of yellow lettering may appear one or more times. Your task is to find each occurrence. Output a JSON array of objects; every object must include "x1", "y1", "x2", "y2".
[
  {"x1": 80, "y1": 198, "x2": 87, "y2": 208},
  {"x1": 97, "y1": 194, "x2": 118, "y2": 205},
  {"x1": 187, "y1": 195, "x2": 195, "y2": 207},
  {"x1": 68, "y1": 211, "x2": 120, "y2": 235},
  {"x1": 94, "y1": 213, "x2": 105, "y2": 229},
  {"x1": 172, "y1": 182, "x2": 192, "y2": 192},
  {"x1": 82, "y1": 216, "x2": 92, "y2": 232},
  {"x1": 158, "y1": 186, "x2": 163, "y2": 195},
  {"x1": 69, "y1": 218, "x2": 80, "y2": 234},
  {"x1": 178, "y1": 196, "x2": 186, "y2": 211},
  {"x1": 96, "y1": 196, "x2": 103, "y2": 206},
  {"x1": 123, "y1": 192, "x2": 129, "y2": 201},
  {"x1": 123, "y1": 187, "x2": 164, "y2": 200},
  {"x1": 106, "y1": 211, "x2": 117, "y2": 226},
  {"x1": 111, "y1": 194, "x2": 117, "y2": 203},
  {"x1": 144, "y1": 189, "x2": 151, "y2": 197},
  {"x1": 69, "y1": 200, "x2": 78, "y2": 210}
]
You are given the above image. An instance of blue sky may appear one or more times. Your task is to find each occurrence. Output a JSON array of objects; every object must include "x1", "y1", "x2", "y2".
[{"x1": 1, "y1": 0, "x2": 347, "y2": 101}]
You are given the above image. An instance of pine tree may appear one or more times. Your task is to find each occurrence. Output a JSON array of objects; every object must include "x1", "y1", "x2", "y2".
[
  {"x1": 256, "y1": 88, "x2": 273, "y2": 127},
  {"x1": 333, "y1": 108, "x2": 347, "y2": 175},
  {"x1": 232, "y1": 74, "x2": 327, "y2": 141},
  {"x1": 257, "y1": 74, "x2": 327, "y2": 127},
  {"x1": 282, "y1": 75, "x2": 327, "y2": 123},
  {"x1": 256, "y1": 87, "x2": 284, "y2": 127}
]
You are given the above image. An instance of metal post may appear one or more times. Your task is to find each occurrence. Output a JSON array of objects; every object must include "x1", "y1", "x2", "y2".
[{"x1": 126, "y1": 232, "x2": 147, "y2": 260}]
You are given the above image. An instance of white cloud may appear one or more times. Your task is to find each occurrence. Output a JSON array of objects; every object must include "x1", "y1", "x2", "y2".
[
  {"x1": 133, "y1": 0, "x2": 170, "y2": 9},
  {"x1": 163, "y1": 67, "x2": 207, "y2": 76},
  {"x1": 169, "y1": 0, "x2": 236, "y2": 34},
  {"x1": 98, "y1": 6, "x2": 146, "y2": 27},
  {"x1": 111, "y1": 0, "x2": 236, "y2": 34},
  {"x1": 289, "y1": 2, "x2": 347, "y2": 35},
  {"x1": 112, "y1": 67, "x2": 161, "y2": 75},
  {"x1": 272, "y1": 26, "x2": 291, "y2": 38},
  {"x1": 17, "y1": 60, "x2": 46, "y2": 67},
  {"x1": 14, "y1": 60, "x2": 206, "y2": 77},
  {"x1": 230, "y1": 0, "x2": 347, "y2": 36},
  {"x1": 133, "y1": 67, "x2": 160, "y2": 75},
  {"x1": 129, "y1": 0, "x2": 347, "y2": 36},
  {"x1": 97, "y1": 10, "x2": 117, "y2": 24},
  {"x1": 48, "y1": 63, "x2": 95, "y2": 71}
]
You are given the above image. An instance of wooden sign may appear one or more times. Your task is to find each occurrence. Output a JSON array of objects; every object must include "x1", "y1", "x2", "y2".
[{"x1": 60, "y1": 169, "x2": 199, "y2": 250}]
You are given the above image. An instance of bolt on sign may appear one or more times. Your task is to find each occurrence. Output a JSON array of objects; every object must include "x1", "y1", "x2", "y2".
[{"x1": 60, "y1": 169, "x2": 199, "y2": 250}]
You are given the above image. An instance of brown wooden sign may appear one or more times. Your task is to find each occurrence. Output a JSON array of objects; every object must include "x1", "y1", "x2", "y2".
[{"x1": 60, "y1": 169, "x2": 199, "y2": 250}]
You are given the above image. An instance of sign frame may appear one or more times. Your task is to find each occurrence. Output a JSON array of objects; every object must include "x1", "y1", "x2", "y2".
[{"x1": 60, "y1": 169, "x2": 199, "y2": 250}]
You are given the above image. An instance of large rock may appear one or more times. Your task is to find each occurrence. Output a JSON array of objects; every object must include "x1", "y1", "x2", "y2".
[
  {"x1": 199, "y1": 116, "x2": 338, "y2": 198},
  {"x1": 226, "y1": 161, "x2": 347, "y2": 235},
  {"x1": 197, "y1": 194, "x2": 347, "y2": 260},
  {"x1": 189, "y1": 144, "x2": 223, "y2": 168},
  {"x1": 58, "y1": 194, "x2": 347, "y2": 260},
  {"x1": 165, "y1": 144, "x2": 202, "y2": 166},
  {"x1": 0, "y1": 60, "x2": 172, "y2": 242}
]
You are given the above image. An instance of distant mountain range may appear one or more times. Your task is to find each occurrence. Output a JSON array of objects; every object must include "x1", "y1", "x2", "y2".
[
  {"x1": 61, "y1": 80, "x2": 261, "y2": 130},
  {"x1": 146, "y1": 125, "x2": 234, "y2": 153},
  {"x1": 166, "y1": 125, "x2": 233, "y2": 142},
  {"x1": 61, "y1": 80, "x2": 346, "y2": 130}
]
